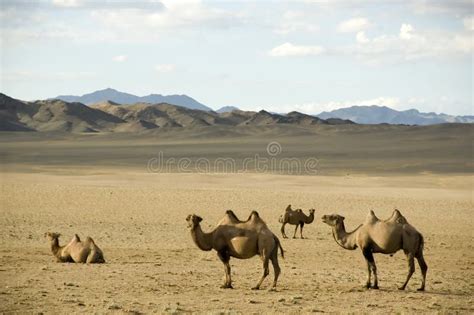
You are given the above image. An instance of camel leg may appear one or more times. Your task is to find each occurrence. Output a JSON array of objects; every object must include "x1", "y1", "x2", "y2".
[
  {"x1": 363, "y1": 248, "x2": 378, "y2": 289},
  {"x1": 217, "y1": 251, "x2": 232, "y2": 289},
  {"x1": 365, "y1": 260, "x2": 372, "y2": 289},
  {"x1": 416, "y1": 253, "x2": 428, "y2": 291},
  {"x1": 86, "y1": 253, "x2": 93, "y2": 264},
  {"x1": 300, "y1": 223, "x2": 305, "y2": 239},
  {"x1": 293, "y1": 224, "x2": 299, "y2": 239},
  {"x1": 86, "y1": 250, "x2": 99, "y2": 264},
  {"x1": 281, "y1": 223, "x2": 288, "y2": 239},
  {"x1": 252, "y1": 254, "x2": 270, "y2": 290},
  {"x1": 269, "y1": 248, "x2": 281, "y2": 291},
  {"x1": 399, "y1": 253, "x2": 415, "y2": 290}
]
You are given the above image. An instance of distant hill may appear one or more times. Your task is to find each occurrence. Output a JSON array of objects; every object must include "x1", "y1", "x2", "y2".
[
  {"x1": 1, "y1": 93, "x2": 355, "y2": 132},
  {"x1": 216, "y1": 106, "x2": 239, "y2": 113},
  {"x1": 317, "y1": 105, "x2": 474, "y2": 125},
  {"x1": 0, "y1": 93, "x2": 123, "y2": 132},
  {"x1": 54, "y1": 88, "x2": 212, "y2": 111}
]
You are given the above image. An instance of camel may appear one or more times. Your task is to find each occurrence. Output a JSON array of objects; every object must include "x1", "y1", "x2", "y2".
[
  {"x1": 45, "y1": 232, "x2": 105, "y2": 264},
  {"x1": 321, "y1": 209, "x2": 427, "y2": 291},
  {"x1": 186, "y1": 210, "x2": 284, "y2": 290},
  {"x1": 279, "y1": 205, "x2": 315, "y2": 239}
]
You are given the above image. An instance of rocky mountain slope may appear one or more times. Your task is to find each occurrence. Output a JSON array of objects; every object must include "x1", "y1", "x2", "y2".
[{"x1": 0, "y1": 93, "x2": 354, "y2": 132}]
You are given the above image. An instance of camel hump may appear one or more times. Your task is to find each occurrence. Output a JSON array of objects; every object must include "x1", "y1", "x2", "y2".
[
  {"x1": 296, "y1": 209, "x2": 303, "y2": 213},
  {"x1": 387, "y1": 209, "x2": 408, "y2": 224},
  {"x1": 85, "y1": 236, "x2": 95, "y2": 245},
  {"x1": 394, "y1": 209, "x2": 408, "y2": 224},
  {"x1": 225, "y1": 210, "x2": 239, "y2": 220},
  {"x1": 366, "y1": 210, "x2": 379, "y2": 224},
  {"x1": 248, "y1": 210, "x2": 268, "y2": 226}
]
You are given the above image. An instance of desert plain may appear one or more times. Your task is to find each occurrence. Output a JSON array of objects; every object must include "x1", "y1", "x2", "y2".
[{"x1": 0, "y1": 124, "x2": 473, "y2": 314}]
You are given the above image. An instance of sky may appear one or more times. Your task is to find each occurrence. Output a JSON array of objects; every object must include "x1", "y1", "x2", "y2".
[{"x1": 0, "y1": 0, "x2": 473, "y2": 115}]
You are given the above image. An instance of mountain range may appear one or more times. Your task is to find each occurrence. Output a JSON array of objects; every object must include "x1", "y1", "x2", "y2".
[
  {"x1": 317, "y1": 105, "x2": 474, "y2": 125},
  {"x1": 55, "y1": 88, "x2": 212, "y2": 111},
  {"x1": 0, "y1": 93, "x2": 352, "y2": 133},
  {"x1": 1, "y1": 88, "x2": 472, "y2": 132},
  {"x1": 52, "y1": 89, "x2": 472, "y2": 125}
]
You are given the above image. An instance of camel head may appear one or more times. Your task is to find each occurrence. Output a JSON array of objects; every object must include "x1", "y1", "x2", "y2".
[
  {"x1": 309, "y1": 209, "x2": 316, "y2": 215},
  {"x1": 44, "y1": 232, "x2": 61, "y2": 240},
  {"x1": 186, "y1": 214, "x2": 203, "y2": 229},
  {"x1": 321, "y1": 214, "x2": 345, "y2": 227}
]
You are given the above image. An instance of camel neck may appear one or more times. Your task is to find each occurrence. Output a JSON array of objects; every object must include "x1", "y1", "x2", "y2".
[
  {"x1": 50, "y1": 238, "x2": 62, "y2": 256},
  {"x1": 191, "y1": 224, "x2": 213, "y2": 251},
  {"x1": 305, "y1": 213, "x2": 315, "y2": 224},
  {"x1": 332, "y1": 221, "x2": 359, "y2": 250}
]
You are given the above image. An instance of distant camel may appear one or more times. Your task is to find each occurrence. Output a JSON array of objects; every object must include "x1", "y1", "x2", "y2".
[
  {"x1": 279, "y1": 205, "x2": 315, "y2": 238},
  {"x1": 45, "y1": 232, "x2": 105, "y2": 264},
  {"x1": 187, "y1": 210, "x2": 284, "y2": 290},
  {"x1": 321, "y1": 209, "x2": 427, "y2": 290}
]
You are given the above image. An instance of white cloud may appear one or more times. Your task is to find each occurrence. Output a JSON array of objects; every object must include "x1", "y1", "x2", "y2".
[
  {"x1": 155, "y1": 64, "x2": 176, "y2": 73},
  {"x1": 91, "y1": 0, "x2": 239, "y2": 42},
  {"x1": 351, "y1": 23, "x2": 473, "y2": 62},
  {"x1": 356, "y1": 31, "x2": 369, "y2": 43},
  {"x1": 52, "y1": 0, "x2": 81, "y2": 8},
  {"x1": 2, "y1": 0, "x2": 240, "y2": 45},
  {"x1": 274, "y1": 10, "x2": 319, "y2": 35},
  {"x1": 112, "y1": 55, "x2": 127, "y2": 62},
  {"x1": 463, "y1": 16, "x2": 474, "y2": 31},
  {"x1": 407, "y1": 97, "x2": 426, "y2": 105},
  {"x1": 411, "y1": 0, "x2": 472, "y2": 15},
  {"x1": 268, "y1": 42, "x2": 324, "y2": 57},
  {"x1": 337, "y1": 17, "x2": 370, "y2": 33},
  {"x1": 399, "y1": 23, "x2": 414, "y2": 39}
]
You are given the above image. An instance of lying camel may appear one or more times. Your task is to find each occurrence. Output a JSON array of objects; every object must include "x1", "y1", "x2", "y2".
[
  {"x1": 45, "y1": 232, "x2": 105, "y2": 264},
  {"x1": 321, "y1": 209, "x2": 427, "y2": 291},
  {"x1": 279, "y1": 205, "x2": 315, "y2": 238},
  {"x1": 187, "y1": 210, "x2": 284, "y2": 290}
]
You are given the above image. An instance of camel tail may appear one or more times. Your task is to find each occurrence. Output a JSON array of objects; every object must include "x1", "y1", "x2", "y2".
[
  {"x1": 274, "y1": 235, "x2": 284, "y2": 259},
  {"x1": 417, "y1": 233, "x2": 424, "y2": 255}
]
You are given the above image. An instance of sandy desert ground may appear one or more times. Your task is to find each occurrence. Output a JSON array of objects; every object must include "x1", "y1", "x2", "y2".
[{"x1": 0, "y1": 126, "x2": 473, "y2": 314}]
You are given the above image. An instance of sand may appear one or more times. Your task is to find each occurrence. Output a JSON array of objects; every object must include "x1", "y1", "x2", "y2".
[{"x1": 0, "y1": 171, "x2": 473, "y2": 314}]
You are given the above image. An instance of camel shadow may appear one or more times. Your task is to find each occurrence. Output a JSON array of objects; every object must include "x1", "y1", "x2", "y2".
[{"x1": 349, "y1": 286, "x2": 469, "y2": 297}]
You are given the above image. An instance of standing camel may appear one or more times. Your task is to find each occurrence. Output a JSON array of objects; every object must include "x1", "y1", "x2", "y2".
[
  {"x1": 186, "y1": 210, "x2": 284, "y2": 290},
  {"x1": 321, "y1": 209, "x2": 427, "y2": 290},
  {"x1": 279, "y1": 205, "x2": 315, "y2": 239}
]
